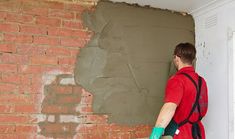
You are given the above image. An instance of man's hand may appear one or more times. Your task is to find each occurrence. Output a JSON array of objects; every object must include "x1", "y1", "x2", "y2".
[{"x1": 149, "y1": 127, "x2": 164, "y2": 139}]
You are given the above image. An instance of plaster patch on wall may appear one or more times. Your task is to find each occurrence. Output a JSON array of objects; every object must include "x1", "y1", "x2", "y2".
[
  {"x1": 32, "y1": 114, "x2": 47, "y2": 123},
  {"x1": 60, "y1": 77, "x2": 76, "y2": 85},
  {"x1": 39, "y1": 73, "x2": 83, "y2": 138},
  {"x1": 75, "y1": 0, "x2": 195, "y2": 125},
  {"x1": 39, "y1": 71, "x2": 71, "y2": 111},
  {"x1": 59, "y1": 115, "x2": 83, "y2": 123}
]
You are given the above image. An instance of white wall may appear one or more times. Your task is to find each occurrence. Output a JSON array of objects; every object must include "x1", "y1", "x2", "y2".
[
  {"x1": 192, "y1": 0, "x2": 235, "y2": 138},
  {"x1": 233, "y1": 32, "x2": 235, "y2": 139}
]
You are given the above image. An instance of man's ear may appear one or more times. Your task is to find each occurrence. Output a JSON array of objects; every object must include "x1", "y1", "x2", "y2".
[{"x1": 175, "y1": 55, "x2": 180, "y2": 62}]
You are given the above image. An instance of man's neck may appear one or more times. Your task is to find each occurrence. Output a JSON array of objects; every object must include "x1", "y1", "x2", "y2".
[{"x1": 178, "y1": 64, "x2": 192, "y2": 70}]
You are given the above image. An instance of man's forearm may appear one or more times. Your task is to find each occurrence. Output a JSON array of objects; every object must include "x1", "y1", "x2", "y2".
[{"x1": 155, "y1": 102, "x2": 177, "y2": 128}]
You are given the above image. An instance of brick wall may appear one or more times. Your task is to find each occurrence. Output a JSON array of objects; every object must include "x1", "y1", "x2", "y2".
[{"x1": 0, "y1": 0, "x2": 152, "y2": 138}]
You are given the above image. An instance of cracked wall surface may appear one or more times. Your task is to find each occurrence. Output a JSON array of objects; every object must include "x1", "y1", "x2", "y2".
[{"x1": 74, "y1": 0, "x2": 195, "y2": 125}]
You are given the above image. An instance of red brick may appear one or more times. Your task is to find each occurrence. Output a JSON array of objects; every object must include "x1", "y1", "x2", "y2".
[
  {"x1": 108, "y1": 132, "x2": 131, "y2": 139},
  {"x1": 23, "y1": 7, "x2": 49, "y2": 16},
  {"x1": 42, "y1": 105, "x2": 73, "y2": 114},
  {"x1": 45, "y1": 47, "x2": 71, "y2": 56},
  {"x1": 0, "y1": 1, "x2": 22, "y2": 13},
  {"x1": 42, "y1": 65, "x2": 74, "y2": 73},
  {"x1": 0, "y1": 125, "x2": 15, "y2": 133},
  {"x1": 49, "y1": 9, "x2": 74, "y2": 19},
  {"x1": 0, "y1": 94, "x2": 31, "y2": 104},
  {"x1": 61, "y1": 37, "x2": 85, "y2": 47},
  {"x1": 19, "y1": 85, "x2": 32, "y2": 94},
  {"x1": 47, "y1": 27, "x2": 76, "y2": 37},
  {"x1": 134, "y1": 125, "x2": 152, "y2": 131},
  {"x1": 133, "y1": 130, "x2": 151, "y2": 138},
  {"x1": 76, "y1": 13, "x2": 82, "y2": 20},
  {"x1": 2, "y1": 73, "x2": 21, "y2": 84},
  {"x1": 0, "y1": 73, "x2": 2, "y2": 81},
  {"x1": 73, "y1": 30, "x2": 89, "y2": 38},
  {"x1": 100, "y1": 124, "x2": 115, "y2": 132},
  {"x1": 29, "y1": 94, "x2": 43, "y2": 105},
  {"x1": 65, "y1": 3, "x2": 85, "y2": 12},
  {"x1": 15, "y1": 104, "x2": 39, "y2": 113},
  {"x1": 81, "y1": 95, "x2": 93, "y2": 104},
  {"x1": 85, "y1": 115, "x2": 108, "y2": 124},
  {"x1": 33, "y1": 36, "x2": 60, "y2": 46},
  {"x1": 76, "y1": 124, "x2": 87, "y2": 133},
  {"x1": 108, "y1": 124, "x2": 125, "y2": 132},
  {"x1": 0, "y1": 53, "x2": 29, "y2": 64},
  {"x1": 0, "y1": 83, "x2": 18, "y2": 93},
  {"x1": 0, "y1": 23, "x2": 18, "y2": 33},
  {"x1": 19, "y1": 84, "x2": 41, "y2": 94},
  {"x1": 0, "y1": 115, "x2": 30, "y2": 123},
  {"x1": 0, "y1": 134, "x2": 31, "y2": 139},
  {"x1": 4, "y1": 33, "x2": 33, "y2": 44},
  {"x1": 72, "y1": 86, "x2": 83, "y2": 94},
  {"x1": 30, "y1": 74, "x2": 42, "y2": 86},
  {"x1": 108, "y1": 132, "x2": 120, "y2": 138},
  {"x1": 36, "y1": 16, "x2": 61, "y2": 27},
  {"x1": 120, "y1": 126, "x2": 135, "y2": 132},
  {"x1": 30, "y1": 56, "x2": 58, "y2": 65},
  {"x1": 57, "y1": 95, "x2": 81, "y2": 104},
  {"x1": 17, "y1": 44, "x2": 47, "y2": 56},
  {"x1": 5, "y1": 13, "x2": 34, "y2": 24},
  {"x1": 0, "y1": 43, "x2": 16, "y2": 53},
  {"x1": 70, "y1": 49, "x2": 80, "y2": 56},
  {"x1": 75, "y1": 134, "x2": 91, "y2": 139},
  {"x1": 85, "y1": 124, "x2": 108, "y2": 133},
  {"x1": 18, "y1": 65, "x2": 42, "y2": 74},
  {"x1": 19, "y1": 25, "x2": 47, "y2": 35},
  {"x1": 58, "y1": 57, "x2": 76, "y2": 65},
  {"x1": 45, "y1": 1, "x2": 65, "y2": 10},
  {"x1": 0, "y1": 11, "x2": 7, "y2": 20},
  {"x1": 62, "y1": 20, "x2": 83, "y2": 29},
  {"x1": 15, "y1": 125, "x2": 37, "y2": 133},
  {"x1": 87, "y1": 132, "x2": 108, "y2": 139},
  {"x1": 80, "y1": 105, "x2": 93, "y2": 113},
  {"x1": 0, "y1": 105, "x2": 14, "y2": 113},
  {"x1": 40, "y1": 123, "x2": 70, "y2": 133},
  {"x1": 20, "y1": 74, "x2": 31, "y2": 85},
  {"x1": 2, "y1": 73, "x2": 31, "y2": 85},
  {"x1": 118, "y1": 132, "x2": 132, "y2": 139},
  {"x1": 0, "y1": 33, "x2": 3, "y2": 41},
  {"x1": 51, "y1": 85, "x2": 73, "y2": 94},
  {"x1": 48, "y1": 27, "x2": 90, "y2": 38},
  {"x1": 0, "y1": 64, "x2": 17, "y2": 73}
]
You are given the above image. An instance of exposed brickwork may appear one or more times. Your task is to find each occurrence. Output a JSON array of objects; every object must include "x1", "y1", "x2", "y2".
[{"x1": 0, "y1": 0, "x2": 152, "y2": 138}]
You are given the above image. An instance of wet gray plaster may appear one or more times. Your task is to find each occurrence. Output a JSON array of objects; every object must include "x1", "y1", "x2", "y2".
[{"x1": 75, "y1": 0, "x2": 195, "y2": 125}]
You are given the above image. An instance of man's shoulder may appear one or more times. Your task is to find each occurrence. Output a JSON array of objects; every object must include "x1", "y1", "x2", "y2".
[
  {"x1": 196, "y1": 73, "x2": 207, "y2": 83},
  {"x1": 168, "y1": 74, "x2": 185, "y2": 83}
]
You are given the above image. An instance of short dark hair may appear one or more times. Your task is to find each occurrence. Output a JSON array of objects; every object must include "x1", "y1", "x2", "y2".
[{"x1": 174, "y1": 42, "x2": 196, "y2": 64}]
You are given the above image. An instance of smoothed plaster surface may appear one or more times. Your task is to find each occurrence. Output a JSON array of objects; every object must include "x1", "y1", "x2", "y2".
[{"x1": 75, "y1": 0, "x2": 194, "y2": 125}]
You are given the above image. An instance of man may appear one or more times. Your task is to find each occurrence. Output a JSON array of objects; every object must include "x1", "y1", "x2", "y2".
[{"x1": 150, "y1": 43, "x2": 208, "y2": 139}]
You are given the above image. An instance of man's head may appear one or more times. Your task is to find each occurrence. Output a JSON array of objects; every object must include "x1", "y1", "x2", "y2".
[{"x1": 173, "y1": 42, "x2": 196, "y2": 70}]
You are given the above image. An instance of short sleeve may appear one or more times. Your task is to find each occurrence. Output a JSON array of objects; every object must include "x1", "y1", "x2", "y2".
[{"x1": 164, "y1": 76, "x2": 184, "y2": 105}]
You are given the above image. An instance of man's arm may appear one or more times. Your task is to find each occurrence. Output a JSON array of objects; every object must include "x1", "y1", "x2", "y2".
[
  {"x1": 155, "y1": 102, "x2": 177, "y2": 127},
  {"x1": 150, "y1": 102, "x2": 177, "y2": 139}
]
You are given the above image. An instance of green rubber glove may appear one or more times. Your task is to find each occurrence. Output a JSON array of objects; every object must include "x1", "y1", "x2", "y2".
[{"x1": 149, "y1": 127, "x2": 164, "y2": 139}]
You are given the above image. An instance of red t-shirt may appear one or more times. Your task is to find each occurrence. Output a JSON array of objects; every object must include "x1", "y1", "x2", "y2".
[{"x1": 164, "y1": 66, "x2": 208, "y2": 139}]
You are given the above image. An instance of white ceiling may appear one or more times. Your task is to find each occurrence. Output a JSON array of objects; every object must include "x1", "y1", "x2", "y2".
[{"x1": 110, "y1": 0, "x2": 221, "y2": 13}]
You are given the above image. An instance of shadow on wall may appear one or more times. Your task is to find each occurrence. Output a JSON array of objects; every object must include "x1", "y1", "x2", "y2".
[{"x1": 74, "y1": 0, "x2": 194, "y2": 125}]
